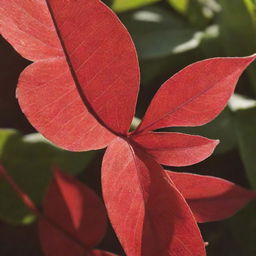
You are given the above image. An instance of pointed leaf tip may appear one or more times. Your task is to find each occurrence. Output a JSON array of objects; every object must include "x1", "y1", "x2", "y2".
[
  {"x1": 39, "y1": 169, "x2": 107, "y2": 256},
  {"x1": 135, "y1": 55, "x2": 256, "y2": 134},
  {"x1": 132, "y1": 132, "x2": 219, "y2": 166},
  {"x1": 167, "y1": 171, "x2": 256, "y2": 223}
]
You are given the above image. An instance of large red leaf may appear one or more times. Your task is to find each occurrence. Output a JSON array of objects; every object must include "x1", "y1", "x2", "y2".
[
  {"x1": 17, "y1": 60, "x2": 115, "y2": 151},
  {"x1": 102, "y1": 138, "x2": 206, "y2": 256},
  {"x1": 167, "y1": 171, "x2": 256, "y2": 223},
  {"x1": 135, "y1": 56, "x2": 256, "y2": 134},
  {"x1": 131, "y1": 132, "x2": 219, "y2": 166},
  {"x1": 39, "y1": 169, "x2": 107, "y2": 256},
  {"x1": 0, "y1": 0, "x2": 140, "y2": 150}
]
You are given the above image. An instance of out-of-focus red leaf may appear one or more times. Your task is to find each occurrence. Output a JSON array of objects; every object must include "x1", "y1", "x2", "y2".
[
  {"x1": 39, "y1": 169, "x2": 107, "y2": 256},
  {"x1": 132, "y1": 132, "x2": 219, "y2": 167},
  {"x1": 0, "y1": 0, "x2": 140, "y2": 151},
  {"x1": 0, "y1": 165, "x2": 38, "y2": 213},
  {"x1": 89, "y1": 249, "x2": 119, "y2": 256},
  {"x1": 102, "y1": 138, "x2": 206, "y2": 256},
  {"x1": 135, "y1": 56, "x2": 256, "y2": 134},
  {"x1": 166, "y1": 171, "x2": 256, "y2": 223}
]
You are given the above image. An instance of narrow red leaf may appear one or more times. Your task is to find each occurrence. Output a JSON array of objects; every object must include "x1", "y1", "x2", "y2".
[
  {"x1": 135, "y1": 56, "x2": 256, "y2": 134},
  {"x1": 132, "y1": 132, "x2": 219, "y2": 166},
  {"x1": 39, "y1": 168, "x2": 107, "y2": 256},
  {"x1": 166, "y1": 171, "x2": 256, "y2": 223},
  {"x1": 102, "y1": 138, "x2": 206, "y2": 256},
  {"x1": 0, "y1": 165, "x2": 39, "y2": 214},
  {"x1": 0, "y1": 0, "x2": 140, "y2": 150}
]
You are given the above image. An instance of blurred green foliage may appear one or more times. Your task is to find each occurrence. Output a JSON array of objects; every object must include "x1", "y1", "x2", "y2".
[
  {"x1": 1, "y1": 0, "x2": 256, "y2": 255},
  {"x1": 121, "y1": 6, "x2": 203, "y2": 59},
  {"x1": 0, "y1": 129, "x2": 94, "y2": 224},
  {"x1": 235, "y1": 106, "x2": 256, "y2": 188},
  {"x1": 112, "y1": 0, "x2": 159, "y2": 11}
]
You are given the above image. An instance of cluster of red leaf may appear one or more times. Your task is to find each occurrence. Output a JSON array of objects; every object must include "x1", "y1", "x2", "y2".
[
  {"x1": 0, "y1": 0, "x2": 256, "y2": 255},
  {"x1": 0, "y1": 166, "x2": 116, "y2": 256}
]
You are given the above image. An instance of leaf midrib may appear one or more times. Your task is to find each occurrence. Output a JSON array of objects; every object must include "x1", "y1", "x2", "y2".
[
  {"x1": 44, "y1": 0, "x2": 120, "y2": 137},
  {"x1": 136, "y1": 65, "x2": 239, "y2": 134}
]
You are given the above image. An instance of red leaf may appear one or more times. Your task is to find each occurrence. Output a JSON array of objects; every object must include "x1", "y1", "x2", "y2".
[
  {"x1": 0, "y1": 165, "x2": 39, "y2": 214},
  {"x1": 90, "y1": 249, "x2": 119, "y2": 256},
  {"x1": 132, "y1": 132, "x2": 219, "y2": 166},
  {"x1": 102, "y1": 138, "x2": 206, "y2": 256},
  {"x1": 39, "y1": 169, "x2": 107, "y2": 256},
  {"x1": 167, "y1": 171, "x2": 256, "y2": 223},
  {"x1": 135, "y1": 56, "x2": 256, "y2": 134},
  {"x1": 0, "y1": 0, "x2": 140, "y2": 150}
]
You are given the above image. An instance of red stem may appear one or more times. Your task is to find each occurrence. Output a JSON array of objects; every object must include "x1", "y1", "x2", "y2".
[
  {"x1": 0, "y1": 165, "x2": 87, "y2": 251},
  {"x1": 0, "y1": 165, "x2": 40, "y2": 215}
]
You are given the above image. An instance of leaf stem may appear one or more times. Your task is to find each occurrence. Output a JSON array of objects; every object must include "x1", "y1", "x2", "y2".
[
  {"x1": 0, "y1": 165, "x2": 39, "y2": 215},
  {"x1": 0, "y1": 165, "x2": 88, "y2": 251}
]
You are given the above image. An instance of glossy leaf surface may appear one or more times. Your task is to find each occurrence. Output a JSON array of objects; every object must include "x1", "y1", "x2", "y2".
[
  {"x1": 132, "y1": 132, "x2": 219, "y2": 166},
  {"x1": 135, "y1": 55, "x2": 256, "y2": 134},
  {"x1": 120, "y1": 7, "x2": 202, "y2": 60},
  {"x1": 102, "y1": 138, "x2": 206, "y2": 256},
  {"x1": 39, "y1": 169, "x2": 107, "y2": 256},
  {"x1": 167, "y1": 171, "x2": 256, "y2": 223},
  {"x1": 0, "y1": 0, "x2": 140, "y2": 150}
]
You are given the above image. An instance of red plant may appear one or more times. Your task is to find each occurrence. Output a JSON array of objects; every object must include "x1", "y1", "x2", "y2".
[
  {"x1": 0, "y1": 165, "x2": 117, "y2": 256},
  {"x1": 1, "y1": 0, "x2": 256, "y2": 255}
]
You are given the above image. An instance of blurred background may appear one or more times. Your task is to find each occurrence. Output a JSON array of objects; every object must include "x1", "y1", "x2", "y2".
[{"x1": 1, "y1": 0, "x2": 256, "y2": 255}]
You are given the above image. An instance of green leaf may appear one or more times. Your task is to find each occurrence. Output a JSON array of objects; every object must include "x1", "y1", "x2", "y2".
[
  {"x1": 219, "y1": 0, "x2": 256, "y2": 56},
  {"x1": 198, "y1": 24, "x2": 224, "y2": 58},
  {"x1": 235, "y1": 107, "x2": 256, "y2": 188},
  {"x1": 219, "y1": 0, "x2": 256, "y2": 94},
  {"x1": 168, "y1": 0, "x2": 189, "y2": 15},
  {"x1": 112, "y1": 0, "x2": 159, "y2": 12},
  {"x1": 120, "y1": 6, "x2": 202, "y2": 59},
  {"x1": 138, "y1": 48, "x2": 198, "y2": 87},
  {"x1": 0, "y1": 130, "x2": 94, "y2": 224},
  {"x1": 0, "y1": 129, "x2": 16, "y2": 155},
  {"x1": 228, "y1": 202, "x2": 256, "y2": 255},
  {"x1": 172, "y1": 0, "x2": 220, "y2": 29},
  {"x1": 138, "y1": 24, "x2": 220, "y2": 87},
  {"x1": 244, "y1": 0, "x2": 256, "y2": 21},
  {"x1": 187, "y1": 0, "x2": 211, "y2": 28}
]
